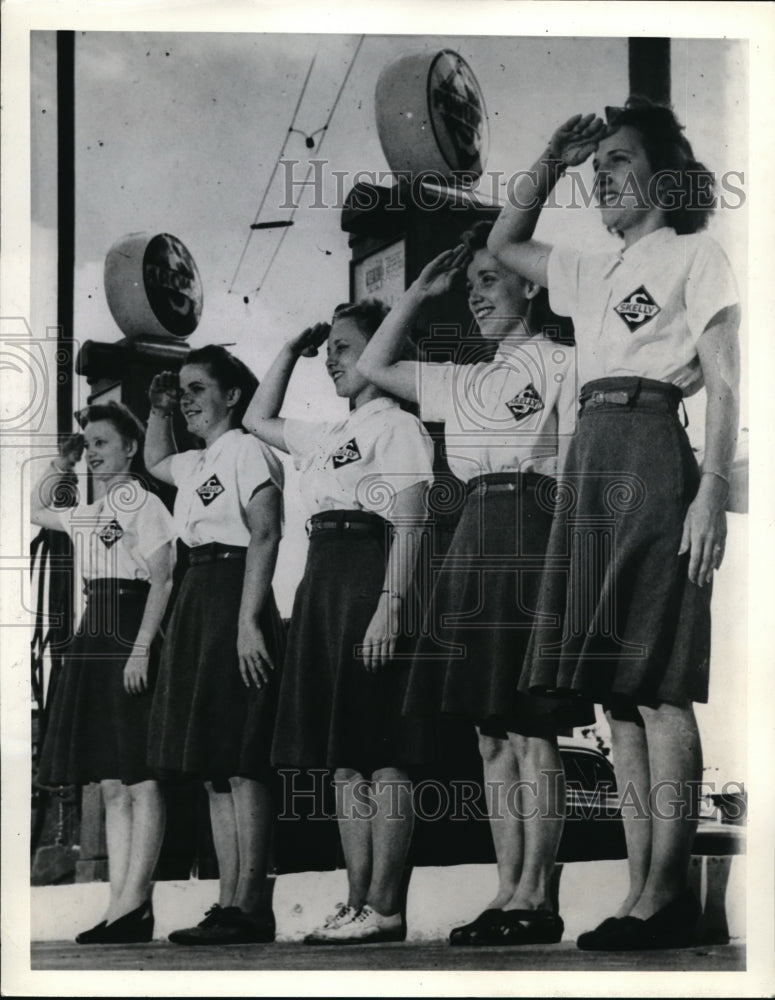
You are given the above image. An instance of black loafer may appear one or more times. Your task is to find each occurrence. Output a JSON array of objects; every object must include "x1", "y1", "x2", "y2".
[
  {"x1": 581, "y1": 891, "x2": 700, "y2": 951},
  {"x1": 98, "y1": 900, "x2": 154, "y2": 944},
  {"x1": 576, "y1": 916, "x2": 623, "y2": 950},
  {"x1": 449, "y1": 909, "x2": 504, "y2": 946},
  {"x1": 75, "y1": 920, "x2": 107, "y2": 944},
  {"x1": 76, "y1": 901, "x2": 154, "y2": 945}
]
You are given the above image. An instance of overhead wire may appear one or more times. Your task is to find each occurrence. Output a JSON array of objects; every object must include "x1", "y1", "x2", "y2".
[
  {"x1": 227, "y1": 52, "x2": 318, "y2": 294},
  {"x1": 237, "y1": 35, "x2": 365, "y2": 299}
]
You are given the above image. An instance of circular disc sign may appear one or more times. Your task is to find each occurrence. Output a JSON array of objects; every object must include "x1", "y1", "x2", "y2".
[
  {"x1": 104, "y1": 232, "x2": 203, "y2": 341},
  {"x1": 375, "y1": 49, "x2": 489, "y2": 182},
  {"x1": 427, "y1": 51, "x2": 489, "y2": 177}
]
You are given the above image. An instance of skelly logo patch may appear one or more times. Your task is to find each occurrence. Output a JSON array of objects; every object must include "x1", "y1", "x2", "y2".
[
  {"x1": 505, "y1": 383, "x2": 544, "y2": 423},
  {"x1": 99, "y1": 519, "x2": 124, "y2": 548},
  {"x1": 196, "y1": 474, "x2": 225, "y2": 506},
  {"x1": 331, "y1": 438, "x2": 362, "y2": 469},
  {"x1": 614, "y1": 286, "x2": 661, "y2": 332}
]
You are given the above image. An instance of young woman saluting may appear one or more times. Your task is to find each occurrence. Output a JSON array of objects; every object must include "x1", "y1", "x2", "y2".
[
  {"x1": 33, "y1": 402, "x2": 175, "y2": 943},
  {"x1": 243, "y1": 301, "x2": 434, "y2": 944},
  {"x1": 358, "y1": 223, "x2": 593, "y2": 947},
  {"x1": 145, "y1": 346, "x2": 285, "y2": 945},
  {"x1": 488, "y1": 99, "x2": 740, "y2": 949}
]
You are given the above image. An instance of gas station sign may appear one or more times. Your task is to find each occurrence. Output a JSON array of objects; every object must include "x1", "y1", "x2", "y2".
[
  {"x1": 375, "y1": 50, "x2": 489, "y2": 183},
  {"x1": 104, "y1": 231, "x2": 203, "y2": 341}
]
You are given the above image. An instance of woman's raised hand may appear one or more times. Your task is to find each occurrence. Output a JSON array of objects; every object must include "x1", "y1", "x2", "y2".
[
  {"x1": 414, "y1": 245, "x2": 470, "y2": 298},
  {"x1": 57, "y1": 432, "x2": 85, "y2": 470},
  {"x1": 546, "y1": 113, "x2": 608, "y2": 167},
  {"x1": 289, "y1": 321, "x2": 332, "y2": 359},
  {"x1": 148, "y1": 371, "x2": 181, "y2": 414}
]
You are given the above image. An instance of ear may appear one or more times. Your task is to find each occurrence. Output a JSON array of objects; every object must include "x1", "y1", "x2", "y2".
[
  {"x1": 226, "y1": 386, "x2": 242, "y2": 410},
  {"x1": 521, "y1": 278, "x2": 542, "y2": 301},
  {"x1": 125, "y1": 438, "x2": 138, "y2": 460}
]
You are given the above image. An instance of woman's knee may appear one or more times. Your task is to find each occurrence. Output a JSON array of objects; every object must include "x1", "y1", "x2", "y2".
[
  {"x1": 101, "y1": 779, "x2": 129, "y2": 805},
  {"x1": 638, "y1": 700, "x2": 694, "y2": 723},
  {"x1": 204, "y1": 779, "x2": 231, "y2": 799},
  {"x1": 372, "y1": 766, "x2": 409, "y2": 784},
  {"x1": 477, "y1": 732, "x2": 509, "y2": 764},
  {"x1": 508, "y1": 729, "x2": 559, "y2": 762},
  {"x1": 333, "y1": 767, "x2": 363, "y2": 784}
]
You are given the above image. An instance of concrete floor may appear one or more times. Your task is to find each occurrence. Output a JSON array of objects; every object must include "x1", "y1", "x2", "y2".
[{"x1": 31, "y1": 939, "x2": 745, "y2": 972}]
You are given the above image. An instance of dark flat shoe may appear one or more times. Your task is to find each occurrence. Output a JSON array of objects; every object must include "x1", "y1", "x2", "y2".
[
  {"x1": 77, "y1": 901, "x2": 154, "y2": 945},
  {"x1": 75, "y1": 920, "x2": 107, "y2": 944},
  {"x1": 452, "y1": 908, "x2": 564, "y2": 947},
  {"x1": 489, "y1": 909, "x2": 564, "y2": 946},
  {"x1": 169, "y1": 905, "x2": 275, "y2": 945},
  {"x1": 581, "y1": 891, "x2": 700, "y2": 951},
  {"x1": 449, "y1": 909, "x2": 504, "y2": 946},
  {"x1": 576, "y1": 915, "x2": 623, "y2": 950},
  {"x1": 218, "y1": 907, "x2": 276, "y2": 944},
  {"x1": 99, "y1": 900, "x2": 154, "y2": 944},
  {"x1": 168, "y1": 903, "x2": 228, "y2": 945}
]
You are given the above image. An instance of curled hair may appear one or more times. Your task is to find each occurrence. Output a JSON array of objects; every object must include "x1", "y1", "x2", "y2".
[
  {"x1": 80, "y1": 400, "x2": 145, "y2": 449},
  {"x1": 78, "y1": 400, "x2": 151, "y2": 483},
  {"x1": 183, "y1": 344, "x2": 258, "y2": 428},
  {"x1": 332, "y1": 298, "x2": 419, "y2": 361},
  {"x1": 332, "y1": 298, "x2": 391, "y2": 342},
  {"x1": 460, "y1": 221, "x2": 573, "y2": 343},
  {"x1": 605, "y1": 96, "x2": 714, "y2": 234},
  {"x1": 460, "y1": 219, "x2": 494, "y2": 255}
]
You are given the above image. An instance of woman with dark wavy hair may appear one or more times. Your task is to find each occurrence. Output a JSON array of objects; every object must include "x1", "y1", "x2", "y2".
[
  {"x1": 145, "y1": 345, "x2": 285, "y2": 945},
  {"x1": 489, "y1": 97, "x2": 740, "y2": 950},
  {"x1": 33, "y1": 401, "x2": 175, "y2": 943}
]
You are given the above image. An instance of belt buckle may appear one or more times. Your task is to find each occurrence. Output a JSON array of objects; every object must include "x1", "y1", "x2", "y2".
[{"x1": 592, "y1": 390, "x2": 605, "y2": 406}]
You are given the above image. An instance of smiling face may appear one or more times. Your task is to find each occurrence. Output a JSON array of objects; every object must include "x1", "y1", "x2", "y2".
[
  {"x1": 83, "y1": 419, "x2": 136, "y2": 478},
  {"x1": 179, "y1": 363, "x2": 238, "y2": 441},
  {"x1": 466, "y1": 248, "x2": 532, "y2": 340},
  {"x1": 325, "y1": 317, "x2": 372, "y2": 401},
  {"x1": 593, "y1": 125, "x2": 661, "y2": 235}
]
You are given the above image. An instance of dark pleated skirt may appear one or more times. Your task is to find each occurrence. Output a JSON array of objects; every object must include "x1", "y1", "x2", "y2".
[
  {"x1": 271, "y1": 510, "x2": 433, "y2": 773},
  {"x1": 37, "y1": 579, "x2": 158, "y2": 786},
  {"x1": 404, "y1": 473, "x2": 594, "y2": 734},
  {"x1": 523, "y1": 377, "x2": 712, "y2": 707},
  {"x1": 148, "y1": 548, "x2": 285, "y2": 782}
]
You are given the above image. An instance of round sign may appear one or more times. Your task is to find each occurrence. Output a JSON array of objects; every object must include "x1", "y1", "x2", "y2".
[
  {"x1": 104, "y1": 232, "x2": 203, "y2": 340},
  {"x1": 375, "y1": 50, "x2": 489, "y2": 182}
]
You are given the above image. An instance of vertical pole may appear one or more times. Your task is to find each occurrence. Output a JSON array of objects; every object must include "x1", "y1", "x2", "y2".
[
  {"x1": 628, "y1": 38, "x2": 671, "y2": 105},
  {"x1": 57, "y1": 31, "x2": 75, "y2": 433}
]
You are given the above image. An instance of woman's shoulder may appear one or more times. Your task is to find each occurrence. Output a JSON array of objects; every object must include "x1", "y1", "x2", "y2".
[
  {"x1": 684, "y1": 229, "x2": 729, "y2": 254},
  {"x1": 122, "y1": 483, "x2": 171, "y2": 520},
  {"x1": 376, "y1": 402, "x2": 426, "y2": 432},
  {"x1": 234, "y1": 427, "x2": 282, "y2": 459}
]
